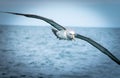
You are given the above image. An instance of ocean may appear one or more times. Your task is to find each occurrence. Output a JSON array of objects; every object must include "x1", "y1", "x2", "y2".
[{"x1": 0, "y1": 25, "x2": 120, "y2": 78}]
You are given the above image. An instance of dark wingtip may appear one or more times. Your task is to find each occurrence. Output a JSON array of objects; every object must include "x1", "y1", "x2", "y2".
[
  {"x1": 0, "y1": 11, "x2": 13, "y2": 14},
  {"x1": 115, "y1": 60, "x2": 120, "y2": 65},
  {"x1": 117, "y1": 61, "x2": 120, "y2": 65},
  {"x1": 0, "y1": 11, "x2": 25, "y2": 16}
]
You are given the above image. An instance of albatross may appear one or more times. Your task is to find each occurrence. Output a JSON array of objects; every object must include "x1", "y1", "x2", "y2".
[{"x1": 2, "y1": 11, "x2": 120, "y2": 65}]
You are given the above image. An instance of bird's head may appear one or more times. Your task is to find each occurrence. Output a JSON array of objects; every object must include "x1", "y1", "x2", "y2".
[{"x1": 66, "y1": 30, "x2": 75, "y2": 40}]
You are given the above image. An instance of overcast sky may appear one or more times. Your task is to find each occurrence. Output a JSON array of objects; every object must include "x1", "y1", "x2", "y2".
[{"x1": 0, "y1": 0, "x2": 120, "y2": 27}]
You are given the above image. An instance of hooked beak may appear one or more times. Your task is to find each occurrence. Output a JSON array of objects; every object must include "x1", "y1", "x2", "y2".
[{"x1": 72, "y1": 34, "x2": 75, "y2": 41}]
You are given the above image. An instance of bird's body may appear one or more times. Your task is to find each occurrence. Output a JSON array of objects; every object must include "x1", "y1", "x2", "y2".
[
  {"x1": 54, "y1": 29, "x2": 75, "y2": 40},
  {"x1": 56, "y1": 30, "x2": 68, "y2": 40},
  {"x1": 1, "y1": 11, "x2": 120, "y2": 65}
]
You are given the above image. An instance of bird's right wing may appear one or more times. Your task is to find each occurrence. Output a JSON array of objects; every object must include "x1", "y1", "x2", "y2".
[
  {"x1": 2, "y1": 12, "x2": 66, "y2": 30},
  {"x1": 75, "y1": 33, "x2": 120, "y2": 65}
]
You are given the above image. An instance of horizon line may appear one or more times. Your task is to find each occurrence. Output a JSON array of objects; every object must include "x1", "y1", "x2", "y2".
[{"x1": 0, "y1": 24, "x2": 120, "y2": 28}]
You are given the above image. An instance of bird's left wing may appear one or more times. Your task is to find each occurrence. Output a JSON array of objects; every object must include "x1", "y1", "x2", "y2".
[
  {"x1": 75, "y1": 33, "x2": 120, "y2": 65},
  {"x1": 1, "y1": 12, "x2": 66, "y2": 30}
]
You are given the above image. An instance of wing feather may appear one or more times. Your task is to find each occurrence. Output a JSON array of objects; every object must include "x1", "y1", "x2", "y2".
[
  {"x1": 75, "y1": 33, "x2": 120, "y2": 65},
  {"x1": 3, "y1": 12, "x2": 66, "y2": 30}
]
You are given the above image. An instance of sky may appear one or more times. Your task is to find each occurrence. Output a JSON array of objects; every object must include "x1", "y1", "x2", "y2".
[{"x1": 0, "y1": 0, "x2": 120, "y2": 27}]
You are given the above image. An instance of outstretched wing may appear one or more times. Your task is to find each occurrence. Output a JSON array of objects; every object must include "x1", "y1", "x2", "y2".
[
  {"x1": 75, "y1": 33, "x2": 120, "y2": 65},
  {"x1": 2, "y1": 12, "x2": 66, "y2": 30}
]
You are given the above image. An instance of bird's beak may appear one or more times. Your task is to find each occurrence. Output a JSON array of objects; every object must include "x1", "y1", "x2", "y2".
[{"x1": 72, "y1": 35, "x2": 75, "y2": 41}]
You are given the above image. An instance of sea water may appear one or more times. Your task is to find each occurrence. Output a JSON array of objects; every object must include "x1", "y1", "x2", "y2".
[{"x1": 0, "y1": 25, "x2": 120, "y2": 78}]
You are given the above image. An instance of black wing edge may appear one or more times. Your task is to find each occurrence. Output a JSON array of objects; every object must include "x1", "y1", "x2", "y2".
[
  {"x1": 0, "y1": 11, "x2": 66, "y2": 30},
  {"x1": 75, "y1": 33, "x2": 120, "y2": 65}
]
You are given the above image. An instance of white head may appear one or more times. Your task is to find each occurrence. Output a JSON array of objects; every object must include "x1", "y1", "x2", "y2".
[{"x1": 66, "y1": 30, "x2": 75, "y2": 40}]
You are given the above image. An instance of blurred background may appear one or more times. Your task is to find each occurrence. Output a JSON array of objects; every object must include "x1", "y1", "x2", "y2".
[
  {"x1": 0, "y1": 0, "x2": 120, "y2": 27},
  {"x1": 0, "y1": 0, "x2": 120, "y2": 78}
]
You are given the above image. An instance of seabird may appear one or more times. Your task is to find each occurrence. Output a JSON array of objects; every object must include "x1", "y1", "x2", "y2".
[{"x1": 1, "y1": 11, "x2": 120, "y2": 65}]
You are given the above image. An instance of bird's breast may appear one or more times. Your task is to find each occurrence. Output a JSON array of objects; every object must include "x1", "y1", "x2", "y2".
[{"x1": 56, "y1": 30, "x2": 67, "y2": 39}]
